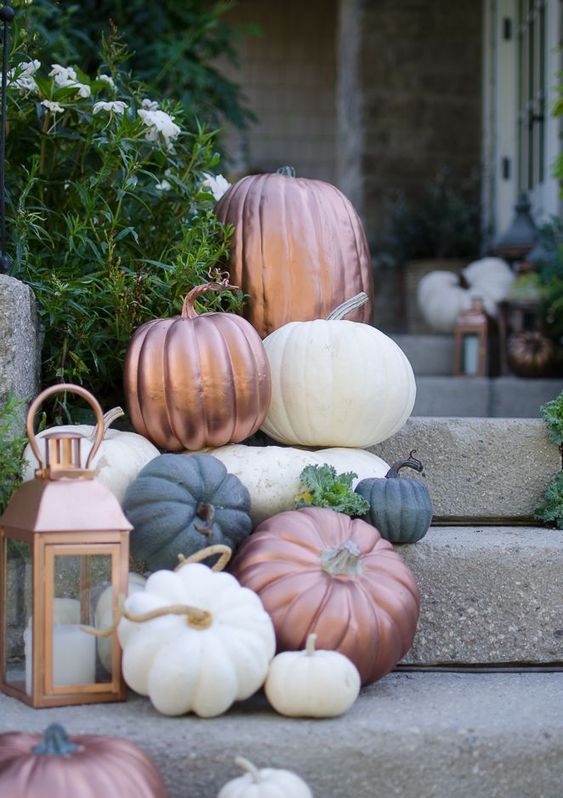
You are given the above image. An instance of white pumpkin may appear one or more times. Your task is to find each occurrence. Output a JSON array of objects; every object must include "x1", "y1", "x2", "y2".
[
  {"x1": 260, "y1": 300, "x2": 416, "y2": 448},
  {"x1": 218, "y1": 757, "x2": 313, "y2": 798},
  {"x1": 417, "y1": 257, "x2": 515, "y2": 333},
  {"x1": 117, "y1": 562, "x2": 276, "y2": 717},
  {"x1": 265, "y1": 633, "x2": 360, "y2": 718},
  {"x1": 22, "y1": 407, "x2": 159, "y2": 503},
  {"x1": 315, "y1": 447, "x2": 389, "y2": 484},
  {"x1": 94, "y1": 572, "x2": 147, "y2": 673}
]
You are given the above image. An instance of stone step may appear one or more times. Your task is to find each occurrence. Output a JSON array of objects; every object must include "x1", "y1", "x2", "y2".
[
  {"x1": 391, "y1": 333, "x2": 455, "y2": 375},
  {"x1": 400, "y1": 526, "x2": 563, "y2": 666},
  {"x1": 1, "y1": 672, "x2": 562, "y2": 798},
  {"x1": 370, "y1": 416, "x2": 560, "y2": 523}
]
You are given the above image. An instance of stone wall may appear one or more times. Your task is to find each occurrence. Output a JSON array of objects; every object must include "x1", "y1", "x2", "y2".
[{"x1": 0, "y1": 275, "x2": 40, "y2": 413}]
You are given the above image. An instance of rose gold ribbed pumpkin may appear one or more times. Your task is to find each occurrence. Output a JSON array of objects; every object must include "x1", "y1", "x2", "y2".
[
  {"x1": 124, "y1": 283, "x2": 271, "y2": 451},
  {"x1": 0, "y1": 723, "x2": 167, "y2": 798},
  {"x1": 231, "y1": 507, "x2": 419, "y2": 685},
  {"x1": 215, "y1": 168, "x2": 375, "y2": 337}
]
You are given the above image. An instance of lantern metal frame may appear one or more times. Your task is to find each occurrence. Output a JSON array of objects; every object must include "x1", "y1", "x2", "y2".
[{"x1": 0, "y1": 384, "x2": 131, "y2": 708}]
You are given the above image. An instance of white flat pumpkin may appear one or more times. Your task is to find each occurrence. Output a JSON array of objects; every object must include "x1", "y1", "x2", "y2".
[
  {"x1": 315, "y1": 447, "x2": 389, "y2": 485},
  {"x1": 218, "y1": 757, "x2": 313, "y2": 798},
  {"x1": 118, "y1": 562, "x2": 276, "y2": 717},
  {"x1": 22, "y1": 408, "x2": 159, "y2": 503}
]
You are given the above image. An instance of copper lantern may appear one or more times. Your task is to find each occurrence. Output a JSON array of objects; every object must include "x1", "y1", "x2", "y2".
[
  {"x1": 453, "y1": 298, "x2": 490, "y2": 377},
  {"x1": 0, "y1": 384, "x2": 132, "y2": 708}
]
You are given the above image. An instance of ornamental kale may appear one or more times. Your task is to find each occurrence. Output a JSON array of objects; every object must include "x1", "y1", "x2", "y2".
[{"x1": 295, "y1": 464, "x2": 370, "y2": 517}]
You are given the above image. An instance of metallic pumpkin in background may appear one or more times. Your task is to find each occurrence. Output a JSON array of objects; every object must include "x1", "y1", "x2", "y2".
[
  {"x1": 215, "y1": 169, "x2": 375, "y2": 338},
  {"x1": 124, "y1": 283, "x2": 271, "y2": 452}
]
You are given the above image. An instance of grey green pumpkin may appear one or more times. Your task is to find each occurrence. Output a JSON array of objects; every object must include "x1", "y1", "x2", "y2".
[
  {"x1": 355, "y1": 451, "x2": 432, "y2": 544},
  {"x1": 123, "y1": 453, "x2": 252, "y2": 570}
]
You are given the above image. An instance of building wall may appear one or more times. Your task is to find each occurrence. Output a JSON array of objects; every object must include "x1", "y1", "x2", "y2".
[
  {"x1": 361, "y1": 0, "x2": 483, "y2": 245},
  {"x1": 220, "y1": 0, "x2": 338, "y2": 182}
]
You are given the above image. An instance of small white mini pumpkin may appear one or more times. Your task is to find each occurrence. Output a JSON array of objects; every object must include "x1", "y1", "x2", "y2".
[
  {"x1": 22, "y1": 407, "x2": 159, "y2": 503},
  {"x1": 218, "y1": 757, "x2": 313, "y2": 798},
  {"x1": 265, "y1": 633, "x2": 360, "y2": 718},
  {"x1": 117, "y1": 562, "x2": 276, "y2": 717}
]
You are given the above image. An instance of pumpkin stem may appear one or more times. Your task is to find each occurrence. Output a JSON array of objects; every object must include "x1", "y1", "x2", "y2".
[
  {"x1": 122, "y1": 603, "x2": 213, "y2": 630},
  {"x1": 320, "y1": 540, "x2": 363, "y2": 576},
  {"x1": 88, "y1": 407, "x2": 125, "y2": 443},
  {"x1": 176, "y1": 544, "x2": 232, "y2": 573},
  {"x1": 276, "y1": 165, "x2": 296, "y2": 177},
  {"x1": 305, "y1": 633, "x2": 317, "y2": 656},
  {"x1": 194, "y1": 502, "x2": 216, "y2": 536},
  {"x1": 181, "y1": 282, "x2": 240, "y2": 320},
  {"x1": 31, "y1": 724, "x2": 81, "y2": 757},
  {"x1": 387, "y1": 450, "x2": 424, "y2": 479},
  {"x1": 326, "y1": 292, "x2": 369, "y2": 321},
  {"x1": 234, "y1": 756, "x2": 262, "y2": 784}
]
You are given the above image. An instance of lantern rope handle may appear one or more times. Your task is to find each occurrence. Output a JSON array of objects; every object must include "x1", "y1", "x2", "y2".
[
  {"x1": 175, "y1": 543, "x2": 232, "y2": 572},
  {"x1": 25, "y1": 383, "x2": 105, "y2": 471},
  {"x1": 181, "y1": 282, "x2": 240, "y2": 320},
  {"x1": 326, "y1": 292, "x2": 369, "y2": 321}
]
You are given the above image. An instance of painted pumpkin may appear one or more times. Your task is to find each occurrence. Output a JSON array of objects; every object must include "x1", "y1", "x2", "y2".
[
  {"x1": 124, "y1": 282, "x2": 271, "y2": 451},
  {"x1": 117, "y1": 561, "x2": 276, "y2": 717},
  {"x1": 0, "y1": 723, "x2": 167, "y2": 798},
  {"x1": 231, "y1": 507, "x2": 420, "y2": 685},
  {"x1": 21, "y1": 407, "x2": 159, "y2": 503},
  {"x1": 355, "y1": 451, "x2": 433, "y2": 544},
  {"x1": 123, "y1": 454, "x2": 252, "y2": 571},
  {"x1": 218, "y1": 757, "x2": 313, "y2": 798},
  {"x1": 215, "y1": 167, "x2": 374, "y2": 338},
  {"x1": 260, "y1": 294, "x2": 416, "y2": 447},
  {"x1": 265, "y1": 633, "x2": 360, "y2": 718}
]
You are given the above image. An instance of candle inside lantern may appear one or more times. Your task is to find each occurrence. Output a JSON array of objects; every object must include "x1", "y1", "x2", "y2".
[
  {"x1": 462, "y1": 333, "x2": 480, "y2": 375},
  {"x1": 24, "y1": 622, "x2": 96, "y2": 694}
]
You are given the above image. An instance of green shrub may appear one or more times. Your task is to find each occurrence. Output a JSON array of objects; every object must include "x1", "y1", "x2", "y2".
[
  {"x1": 7, "y1": 30, "x2": 240, "y2": 421},
  {"x1": 0, "y1": 395, "x2": 27, "y2": 516},
  {"x1": 535, "y1": 390, "x2": 563, "y2": 528}
]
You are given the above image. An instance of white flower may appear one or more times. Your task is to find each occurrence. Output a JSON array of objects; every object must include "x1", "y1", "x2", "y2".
[
  {"x1": 202, "y1": 173, "x2": 231, "y2": 201},
  {"x1": 98, "y1": 74, "x2": 116, "y2": 90},
  {"x1": 155, "y1": 179, "x2": 172, "y2": 191},
  {"x1": 49, "y1": 64, "x2": 90, "y2": 98},
  {"x1": 8, "y1": 60, "x2": 40, "y2": 92},
  {"x1": 137, "y1": 108, "x2": 181, "y2": 147},
  {"x1": 93, "y1": 100, "x2": 128, "y2": 115},
  {"x1": 41, "y1": 99, "x2": 64, "y2": 114},
  {"x1": 141, "y1": 98, "x2": 159, "y2": 111}
]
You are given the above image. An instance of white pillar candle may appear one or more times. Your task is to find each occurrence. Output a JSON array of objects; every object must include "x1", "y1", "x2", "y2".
[
  {"x1": 463, "y1": 334, "x2": 480, "y2": 375},
  {"x1": 24, "y1": 623, "x2": 96, "y2": 694}
]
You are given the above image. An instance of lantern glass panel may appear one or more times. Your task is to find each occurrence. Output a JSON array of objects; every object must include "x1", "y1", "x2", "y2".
[
  {"x1": 462, "y1": 333, "x2": 480, "y2": 375},
  {"x1": 45, "y1": 550, "x2": 116, "y2": 692},
  {"x1": 3, "y1": 538, "x2": 32, "y2": 692}
]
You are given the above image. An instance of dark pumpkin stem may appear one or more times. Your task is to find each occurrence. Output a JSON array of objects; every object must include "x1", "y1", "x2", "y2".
[
  {"x1": 276, "y1": 165, "x2": 296, "y2": 177},
  {"x1": 194, "y1": 502, "x2": 216, "y2": 536},
  {"x1": 386, "y1": 450, "x2": 424, "y2": 479},
  {"x1": 32, "y1": 724, "x2": 80, "y2": 757},
  {"x1": 181, "y1": 282, "x2": 239, "y2": 320},
  {"x1": 320, "y1": 540, "x2": 363, "y2": 576}
]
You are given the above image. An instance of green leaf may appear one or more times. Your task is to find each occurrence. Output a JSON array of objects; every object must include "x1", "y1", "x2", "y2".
[
  {"x1": 295, "y1": 464, "x2": 370, "y2": 517},
  {"x1": 535, "y1": 471, "x2": 563, "y2": 528}
]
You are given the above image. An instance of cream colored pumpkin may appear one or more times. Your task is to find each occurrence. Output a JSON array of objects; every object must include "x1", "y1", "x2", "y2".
[
  {"x1": 95, "y1": 573, "x2": 147, "y2": 673},
  {"x1": 117, "y1": 562, "x2": 276, "y2": 717},
  {"x1": 201, "y1": 444, "x2": 390, "y2": 524},
  {"x1": 218, "y1": 757, "x2": 313, "y2": 798},
  {"x1": 265, "y1": 633, "x2": 360, "y2": 718},
  {"x1": 417, "y1": 257, "x2": 515, "y2": 333},
  {"x1": 22, "y1": 408, "x2": 159, "y2": 503},
  {"x1": 260, "y1": 298, "x2": 416, "y2": 448}
]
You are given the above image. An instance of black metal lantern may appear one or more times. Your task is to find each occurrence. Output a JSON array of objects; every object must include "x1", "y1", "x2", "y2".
[
  {"x1": 0, "y1": 1, "x2": 14, "y2": 274},
  {"x1": 492, "y1": 193, "x2": 538, "y2": 263}
]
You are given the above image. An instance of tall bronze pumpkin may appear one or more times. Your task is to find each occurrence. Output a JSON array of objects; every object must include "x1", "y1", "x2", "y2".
[
  {"x1": 124, "y1": 283, "x2": 271, "y2": 451},
  {"x1": 215, "y1": 168, "x2": 375, "y2": 337}
]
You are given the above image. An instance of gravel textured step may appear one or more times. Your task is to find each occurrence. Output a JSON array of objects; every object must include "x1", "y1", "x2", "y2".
[
  {"x1": 370, "y1": 416, "x2": 560, "y2": 522},
  {"x1": 400, "y1": 526, "x2": 563, "y2": 666},
  {"x1": 1, "y1": 672, "x2": 562, "y2": 798}
]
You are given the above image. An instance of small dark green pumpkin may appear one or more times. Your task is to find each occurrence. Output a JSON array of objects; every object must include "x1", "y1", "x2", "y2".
[
  {"x1": 123, "y1": 453, "x2": 252, "y2": 570},
  {"x1": 355, "y1": 451, "x2": 432, "y2": 544}
]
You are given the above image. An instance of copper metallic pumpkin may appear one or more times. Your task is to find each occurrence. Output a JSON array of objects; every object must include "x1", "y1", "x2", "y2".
[
  {"x1": 215, "y1": 168, "x2": 375, "y2": 337},
  {"x1": 231, "y1": 507, "x2": 420, "y2": 685},
  {"x1": 506, "y1": 331, "x2": 556, "y2": 378},
  {"x1": 0, "y1": 723, "x2": 167, "y2": 798},
  {"x1": 124, "y1": 283, "x2": 271, "y2": 451}
]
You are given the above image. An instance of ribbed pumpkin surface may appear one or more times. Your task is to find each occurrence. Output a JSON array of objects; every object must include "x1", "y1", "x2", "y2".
[
  {"x1": 231, "y1": 507, "x2": 420, "y2": 685},
  {"x1": 356, "y1": 477, "x2": 433, "y2": 544},
  {"x1": 124, "y1": 308, "x2": 271, "y2": 452},
  {"x1": 123, "y1": 454, "x2": 252, "y2": 571},
  {"x1": 215, "y1": 172, "x2": 374, "y2": 337}
]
